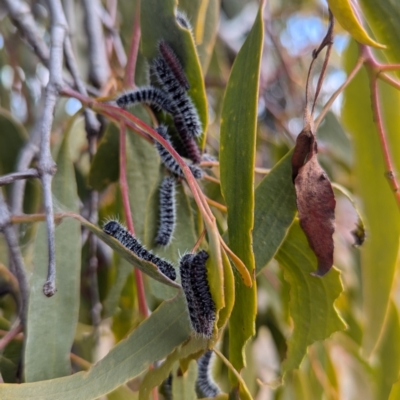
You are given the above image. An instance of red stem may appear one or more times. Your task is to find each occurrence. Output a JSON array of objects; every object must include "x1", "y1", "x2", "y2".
[
  {"x1": 0, "y1": 324, "x2": 23, "y2": 350},
  {"x1": 124, "y1": 0, "x2": 141, "y2": 88},
  {"x1": 369, "y1": 77, "x2": 400, "y2": 208},
  {"x1": 119, "y1": 122, "x2": 148, "y2": 318}
]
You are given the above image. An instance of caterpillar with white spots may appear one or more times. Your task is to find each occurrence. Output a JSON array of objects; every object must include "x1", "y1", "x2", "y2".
[
  {"x1": 154, "y1": 125, "x2": 202, "y2": 178},
  {"x1": 155, "y1": 176, "x2": 176, "y2": 246},
  {"x1": 103, "y1": 220, "x2": 176, "y2": 280},
  {"x1": 196, "y1": 350, "x2": 221, "y2": 398},
  {"x1": 179, "y1": 250, "x2": 215, "y2": 337}
]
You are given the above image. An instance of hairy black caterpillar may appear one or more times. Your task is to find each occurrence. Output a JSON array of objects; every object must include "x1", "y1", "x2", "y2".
[
  {"x1": 196, "y1": 350, "x2": 221, "y2": 398},
  {"x1": 179, "y1": 250, "x2": 215, "y2": 337},
  {"x1": 155, "y1": 176, "x2": 176, "y2": 246},
  {"x1": 115, "y1": 86, "x2": 174, "y2": 114},
  {"x1": 152, "y1": 56, "x2": 202, "y2": 138},
  {"x1": 177, "y1": 124, "x2": 202, "y2": 164},
  {"x1": 103, "y1": 220, "x2": 176, "y2": 280},
  {"x1": 159, "y1": 41, "x2": 190, "y2": 90},
  {"x1": 155, "y1": 125, "x2": 202, "y2": 178}
]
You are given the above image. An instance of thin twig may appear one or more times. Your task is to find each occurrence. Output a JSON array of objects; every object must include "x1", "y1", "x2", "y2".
[
  {"x1": 0, "y1": 193, "x2": 29, "y2": 322},
  {"x1": 124, "y1": 0, "x2": 141, "y2": 88},
  {"x1": 203, "y1": 174, "x2": 220, "y2": 185},
  {"x1": 3, "y1": 0, "x2": 49, "y2": 66},
  {"x1": 205, "y1": 197, "x2": 227, "y2": 213},
  {"x1": 82, "y1": 0, "x2": 111, "y2": 88},
  {"x1": 0, "y1": 169, "x2": 39, "y2": 187},
  {"x1": 0, "y1": 324, "x2": 23, "y2": 351},
  {"x1": 369, "y1": 76, "x2": 400, "y2": 207},
  {"x1": 39, "y1": 0, "x2": 69, "y2": 297},
  {"x1": 314, "y1": 55, "x2": 364, "y2": 130},
  {"x1": 70, "y1": 353, "x2": 92, "y2": 370},
  {"x1": 379, "y1": 73, "x2": 400, "y2": 91}
]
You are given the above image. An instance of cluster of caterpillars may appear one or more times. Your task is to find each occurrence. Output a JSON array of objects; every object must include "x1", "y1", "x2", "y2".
[
  {"x1": 116, "y1": 38, "x2": 202, "y2": 247},
  {"x1": 103, "y1": 12, "x2": 219, "y2": 397}
]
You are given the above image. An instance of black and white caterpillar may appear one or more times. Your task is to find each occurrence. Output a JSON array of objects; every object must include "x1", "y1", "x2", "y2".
[
  {"x1": 155, "y1": 176, "x2": 176, "y2": 246},
  {"x1": 179, "y1": 250, "x2": 215, "y2": 337},
  {"x1": 196, "y1": 350, "x2": 221, "y2": 398},
  {"x1": 152, "y1": 56, "x2": 202, "y2": 138},
  {"x1": 115, "y1": 86, "x2": 175, "y2": 114},
  {"x1": 176, "y1": 10, "x2": 192, "y2": 31},
  {"x1": 154, "y1": 125, "x2": 202, "y2": 179},
  {"x1": 103, "y1": 220, "x2": 176, "y2": 281}
]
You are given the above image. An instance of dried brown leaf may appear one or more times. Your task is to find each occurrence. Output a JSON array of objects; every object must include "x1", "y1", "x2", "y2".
[{"x1": 292, "y1": 125, "x2": 336, "y2": 276}]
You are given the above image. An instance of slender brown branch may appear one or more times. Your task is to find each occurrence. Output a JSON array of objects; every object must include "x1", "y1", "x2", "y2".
[
  {"x1": 369, "y1": 76, "x2": 400, "y2": 207},
  {"x1": 379, "y1": 73, "x2": 400, "y2": 91},
  {"x1": 0, "y1": 193, "x2": 29, "y2": 322},
  {"x1": 205, "y1": 197, "x2": 227, "y2": 213},
  {"x1": 70, "y1": 353, "x2": 92, "y2": 370},
  {"x1": 203, "y1": 174, "x2": 220, "y2": 185},
  {"x1": 124, "y1": 0, "x2": 141, "y2": 87},
  {"x1": 0, "y1": 169, "x2": 39, "y2": 187},
  {"x1": 39, "y1": 0, "x2": 69, "y2": 297},
  {"x1": 378, "y1": 64, "x2": 400, "y2": 72},
  {"x1": 0, "y1": 324, "x2": 23, "y2": 350}
]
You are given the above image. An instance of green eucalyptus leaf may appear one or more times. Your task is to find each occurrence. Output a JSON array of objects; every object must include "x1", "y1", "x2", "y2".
[
  {"x1": 24, "y1": 130, "x2": 81, "y2": 381},
  {"x1": 219, "y1": 2, "x2": 264, "y2": 372},
  {"x1": 88, "y1": 123, "x2": 119, "y2": 191},
  {"x1": 275, "y1": 221, "x2": 346, "y2": 374},
  {"x1": 0, "y1": 295, "x2": 191, "y2": 399},
  {"x1": 253, "y1": 150, "x2": 297, "y2": 275},
  {"x1": 172, "y1": 360, "x2": 198, "y2": 400},
  {"x1": 342, "y1": 40, "x2": 400, "y2": 355}
]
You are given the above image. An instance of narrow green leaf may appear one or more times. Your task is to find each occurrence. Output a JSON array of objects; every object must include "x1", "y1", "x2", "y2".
[
  {"x1": 89, "y1": 123, "x2": 119, "y2": 191},
  {"x1": 0, "y1": 107, "x2": 27, "y2": 176},
  {"x1": 359, "y1": 0, "x2": 400, "y2": 72},
  {"x1": 103, "y1": 257, "x2": 133, "y2": 318},
  {"x1": 172, "y1": 360, "x2": 198, "y2": 400},
  {"x1": 342, "y1": 40, "x2": 400, "y2": 354},
  {"x1": 178, "y1": 0, "x2": 219, "y2": 72},
  {"x1": 107, "y1": 385, "x2": 138, "y2": 400},
  {"x1": 0, "y1": 295, "x2": 191, "y2": 399},
  {"x1": 139, "y1": 337, "x2": 208, "y2": 400},
  {"x1": 275, "y1": 220, "x2": 346, "y2": 374},
  {"x1": 24, "y1": 131, "x2": 81, "y2": 381},
  {"x1": 141, "y1": 0, "x2": 208, "y2": 137},
  {"x1": 217, "y1": 249, "x2": 235, "y2": 330},
  {"x1": 126, "y1": 130, "x2": 160, "y2": 241},
  {"x1": 71, "y1": 215, "x2": 180, "y2": 289},
  {"x1": 219, "y1": 3, "x2": 264, "y2": 371},
  {"x1": 253, "y1": 150, "x2": 297, "y2": 274},
  {"x1": 375, "y1": 302, "x2": 400, "y2": 399}
]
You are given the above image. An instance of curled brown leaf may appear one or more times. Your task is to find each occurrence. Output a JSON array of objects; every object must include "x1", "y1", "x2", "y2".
[{"x1": 292, "y1": 124, "x2": 336, "y2": 276}]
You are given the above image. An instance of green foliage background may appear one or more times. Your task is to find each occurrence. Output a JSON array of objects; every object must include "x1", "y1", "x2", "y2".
[{"x1": 0, "y1": 0, "x2": 399, "y2": 399}]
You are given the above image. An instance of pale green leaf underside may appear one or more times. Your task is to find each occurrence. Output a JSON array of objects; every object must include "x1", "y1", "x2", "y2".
[
  {"x1": 0, "y1": 295, "x2": 191, "y2": 399},
  {"x1": 275, "y1": 221, "x2": 346, "y2": 374}
]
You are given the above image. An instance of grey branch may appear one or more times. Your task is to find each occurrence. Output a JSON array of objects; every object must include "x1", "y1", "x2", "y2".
[
  {"x1": 39, "y1": 0, "x2": 69, "y2": 297},
  {"x1": 2, "y1": 0, "x2": 49, "y2": 66},
  {"x1": 0, "y1": 169, "x2": 39, "y2": 187},
  {"x1": 0, "y1": 193, "x2": 29, "y2": 323},
  {"x1": 82, "y1": 0, "x2": 111, "y2": 88}
]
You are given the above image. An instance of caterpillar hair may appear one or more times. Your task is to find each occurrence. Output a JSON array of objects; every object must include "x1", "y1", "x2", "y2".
[
  {"x1": 155, "y1": 176, "x2": 176, "y2": 246},
  {"x1": 179, "y1": 250, "x2": 216, "y2": 337},
  {"x1": 115, "y1": 86, "x2": 174, "y2": 114},
  {"x1": 176, "y1": 10, "x2": 192, "y2": 31},
  {"x1": 179, "y1": 253, "x2": 203, "y2": 334},
  {"x1": 152, "y1": 57, "x2": 202, "y2": 138},
  {"x1": 159, "y1": 41, "x2": 190, "y2": 90},
  {"x1": 155, "y1": 125, "x2": 203, "y2": 178},
  {"x1": 103, "y1": 220, "x2": 176, "y2": 280},
  {"x1": 196, "y1": 350, "x2": 221, "y2": 398}
]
